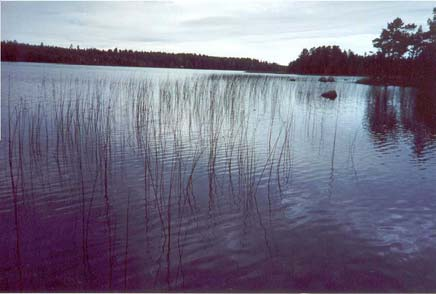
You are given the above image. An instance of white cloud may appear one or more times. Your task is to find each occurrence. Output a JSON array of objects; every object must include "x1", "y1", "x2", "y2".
[{"x1": 1, "y1": 1, "x2": 434, "y2": 64}]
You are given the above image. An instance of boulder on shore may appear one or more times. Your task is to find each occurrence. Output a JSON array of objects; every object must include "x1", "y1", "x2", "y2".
[{"x1": 321, "y1": 90, "x2": 337, "y2": 100}]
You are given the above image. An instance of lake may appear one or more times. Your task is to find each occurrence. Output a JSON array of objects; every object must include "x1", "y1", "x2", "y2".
[{"x1": 1, "y1": 62, "x2": 436, "y2": 292}]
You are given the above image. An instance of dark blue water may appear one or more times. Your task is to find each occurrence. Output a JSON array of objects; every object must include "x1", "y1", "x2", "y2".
[{"x1": 1, "y1": 62, "x2": 436, "y2": 291}]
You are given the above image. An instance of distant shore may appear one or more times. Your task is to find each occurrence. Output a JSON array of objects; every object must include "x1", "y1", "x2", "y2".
[
  {"x1": 1, "y1": 60, "x2": 420, "y2": 89},
  {"x1": 1, "y1": 41, "x2": 287, "y2": 74}
]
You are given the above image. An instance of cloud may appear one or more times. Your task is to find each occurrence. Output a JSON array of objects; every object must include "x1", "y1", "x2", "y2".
[{"x1": 1, "y1": 1, "x2": 434, "y2": 64}]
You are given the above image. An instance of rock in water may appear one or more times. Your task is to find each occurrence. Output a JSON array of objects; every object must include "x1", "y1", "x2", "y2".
[
  {"x1": 319, "y1": 76, "x2": 336, "y2": 83},
  {"x1": 321, "y1": 90, "x2": 337, "y2": 100}
]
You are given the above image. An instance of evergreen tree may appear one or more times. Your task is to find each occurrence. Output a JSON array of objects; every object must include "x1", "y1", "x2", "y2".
[{"x1": 372, "y1": 18, "x2": 418, "y2": 59}]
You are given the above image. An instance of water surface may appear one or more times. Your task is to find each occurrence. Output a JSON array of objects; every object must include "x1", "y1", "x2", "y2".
[{"x1": 1, "y1": 62, "x2": 436, "y2": 291}]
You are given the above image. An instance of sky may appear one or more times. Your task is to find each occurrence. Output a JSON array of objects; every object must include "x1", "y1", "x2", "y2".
[{"x1": 1, "y1": 1, "x2": 435, "y2": 65}]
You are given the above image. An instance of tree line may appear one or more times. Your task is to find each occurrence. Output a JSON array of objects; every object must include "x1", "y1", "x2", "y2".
[
  {"x1": 1, "y1": 41, "x2": 287, "y2": 73},
  {"x1": 288, "y1": 14, "x2": 436, "y2": 87},
  {"x1": 2, "y1": 9, "x2": 435, "y2": 87}
]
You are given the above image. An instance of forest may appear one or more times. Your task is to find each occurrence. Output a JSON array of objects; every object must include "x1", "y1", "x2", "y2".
[
  {"x1": 2, "y1": 11, "x2": 435, "y2": 87},
  {"x1": 1, "y1": 41, "x2": 286, "y2": 73},
  {"x1": 288, "y1": 15, "x2": 436, "y2": 87}
]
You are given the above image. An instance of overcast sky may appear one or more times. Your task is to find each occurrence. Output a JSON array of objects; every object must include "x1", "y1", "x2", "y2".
[{"x1": 1, "y1": 1, "x2": 434, "y2": 65}]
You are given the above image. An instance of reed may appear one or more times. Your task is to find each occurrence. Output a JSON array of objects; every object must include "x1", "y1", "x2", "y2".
[{"x1": 3, "y1": 71, "x2": 302, "y2": 290}]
